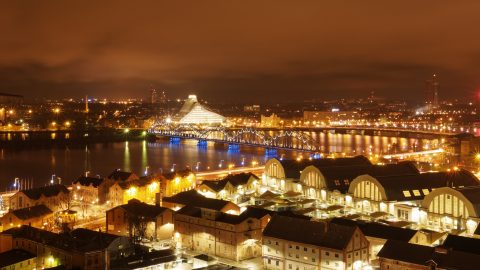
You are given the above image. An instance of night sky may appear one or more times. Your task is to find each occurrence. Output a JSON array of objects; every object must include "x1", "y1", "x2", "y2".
[{"x1": 1, "y1": 1, "x2": 480, "y2": 102}]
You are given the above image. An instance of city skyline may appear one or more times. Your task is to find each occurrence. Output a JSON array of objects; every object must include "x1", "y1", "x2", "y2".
[{"x1": 1, "y1": 1, "x2": 480, "y2": 102}]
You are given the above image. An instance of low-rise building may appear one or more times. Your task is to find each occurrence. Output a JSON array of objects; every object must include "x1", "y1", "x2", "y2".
[
  {"x1": 262, "y1": 215, "x2": 370, "y2": 270},
  {"x1": 0, "y1": 226, "x2": 133, "y2": 269},
  {"x1": 99, "y1": 170, "x2": 138, "y2": 204},
  {"x1": 0, "y1": 249, "x2": 36, "y2": 270},
  {"x1": 198, "y1": 173, "x2": 259, "y2": 201},
  {"x1": 421, "y1": 186, "x2": 480, "y2": 234},
  {"x1": 1, "y1": 205, "x2": 53, "y2": 231},
  {"x1": 174, "y1": 205, "x2": 269, "y2": 261},
  {"x1": 106, "y1": 199, "x2": 174, "y2": 240},
  {"x1": 9, "y1": 185, "x2": 70, "y2": 212},
  {"x1": 330, "y1": 218, "x2": 445, "y2": 264},
  {"x1": 109, "y1": 177, "x2": 159, "y2": 206},
  {"x1": 348, "y1": 170, "x2": 480, "y2": 226},
  {"x1": 72, "y1": 175, "x2": 103, "y2": 203},
  {"x1": 160, "y1": 170, "x2": 196, "y2": 198}
]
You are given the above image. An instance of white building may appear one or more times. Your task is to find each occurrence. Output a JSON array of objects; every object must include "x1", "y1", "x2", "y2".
[
  {"x1": 174, "y1": 95, "x2": 225, "y2": 125},
  {"x1": 348, "y1": 170, "x2": 480, "y2": 230}
]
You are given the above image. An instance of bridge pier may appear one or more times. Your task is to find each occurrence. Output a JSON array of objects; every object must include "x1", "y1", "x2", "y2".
[
  {"x1": 265, "y1": 148, "x2": 278, "y2": 156},
  {"x1": 228, "y1": 143, "x2": 240, "y2": 151},
  {"x1": 197, "y1": 140, "x2": 208, "y2": 147},
  {"x1": 170, "y1": 137, "x2": 181, "y2": 144}
]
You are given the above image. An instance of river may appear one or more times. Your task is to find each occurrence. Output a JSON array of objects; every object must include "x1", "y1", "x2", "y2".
[{"x1": 0, "y1": 132, "x2": 440, "y2": 190}]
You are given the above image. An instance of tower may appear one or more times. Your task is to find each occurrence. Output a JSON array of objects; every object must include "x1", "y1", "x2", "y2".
[
  {"x1": 425, "y1": 74, "x2": 439, "y2": 108},
  {"x1": 85, "y1": 95, "x2": 89, "y2": 113},
  {"x1": 159, "y1": 90, "x2": 167, "y2": 104},
  {"x1": 150, "y1": 87, "x2": 158, "y2": 104}
]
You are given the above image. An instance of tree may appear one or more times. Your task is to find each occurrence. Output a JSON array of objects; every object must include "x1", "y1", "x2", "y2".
[{"x1": 127, "y1": 214, "x2": 149, "y2": 244}]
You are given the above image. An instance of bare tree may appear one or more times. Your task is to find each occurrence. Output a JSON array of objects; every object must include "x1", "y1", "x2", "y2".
[{"x1": 127, "y1": 214, "x2": 149, "y2": 244}]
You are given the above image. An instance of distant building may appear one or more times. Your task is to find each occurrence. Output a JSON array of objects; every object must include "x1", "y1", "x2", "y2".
[
  {"x1": 0, "y1": 92, "x2": 23, "y2": 122},
  {"x1": 261, "y1": 113, "x2": 282, "y2": 128},
  {"x1": 174, "y1": 95, "x2": 225, "y2": 125},
  {"x1": 244, "y1": 105, "x2": 261, "y2": 113},
  {"x1": 106, "y1": 199, "x2": 174, "y2": 240},
  {"x1": 150, "y1": 88, "x2": 158, "y2": 104},
  {"x1": 303, "y1": 110, "x2": 358, "y2": 125},
  {"x1": 425, "y1": 74, "x2": 439, "y2": 108},
  {"x1": 262, "y1": 215, "x2": 370, "y2": 270},
  {"x1": 0, "y1": 249, "x2": 36, "y2": 270},
  {"x1": 9, "y1": 185, "x2": 70, "y2": 212},
  {"x1": 0, "y1": 92, "x2": 23, "y2": 106},
  {"x1": 159, "y1": 90, "x2": 167, "y2": 104}
]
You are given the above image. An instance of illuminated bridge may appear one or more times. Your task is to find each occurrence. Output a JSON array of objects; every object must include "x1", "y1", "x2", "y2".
[
  {"x1": 148, "y1": 122, "x2": 456, "y2": 153},
  {"x1": 149, "y1": 125, "x2": 321, "y2": 152}
]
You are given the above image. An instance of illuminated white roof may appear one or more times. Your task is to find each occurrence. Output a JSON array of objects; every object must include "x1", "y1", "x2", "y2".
[{"x1": 175, "y1": 95, "x2": 225, "y2": 124}]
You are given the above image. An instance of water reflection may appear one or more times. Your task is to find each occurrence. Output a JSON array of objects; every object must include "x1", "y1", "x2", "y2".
[{"x1": 0, "y1": 133, "x2": 439, "y2": 189}]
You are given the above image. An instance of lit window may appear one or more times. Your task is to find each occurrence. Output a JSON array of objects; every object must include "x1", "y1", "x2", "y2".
[
  {"x1": 334, "y1": 180, "x2": 340, "y2": 186},
  {"x1": 422, "y1": 189, "x2": 430, "y2": 195},
  {"x1": 403, "y1": 190, "x2": 412, "y2": 197},
  {"x1": 412, "y1": 190, "x2": 421, "y2": 196}
]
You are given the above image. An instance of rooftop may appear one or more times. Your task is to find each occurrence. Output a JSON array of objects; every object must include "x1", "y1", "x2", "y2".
[
  {"x1": 277, "y1": 156, "x2": 372, "y2": 179},
  {"x1": 21, "y1": 184, "x2": 69, "y2": 200},
  {"x1": 108, "y1": 170, "x2": 137, "y2": 181},
  {"x1": 374, "y1": 169, "x2": 480, "y2": 201},
  {"x1": 114, "y1": 199, "x2": 170, "y2": 219},
  {"x1": 263, "y1": 215, "x2": 356, "y2": 250},
  {"x1": 163, "y1": 190, "x2": 236, "y2": 211},
  {"x1": 330, "y1": 218, "x2": 417, "y2": 242},
  {"x1": 442, "y1": 234, "x2": 480, "y2": 255},
  {"x1": 2, "y1": 226, "x2": 124, "y2": 253},
  {"x1": 11, "y1": 204, "x2": 53, "y2": 220},
  {"x1": 0, "y1": 249, "x2": 35, "y2": 268},
  {"x1": 73, "y1": 175, "x2": 103, "y2": 187},
  {"x1": 378, "y1": 240, "x2": 480, "y2": 270}
]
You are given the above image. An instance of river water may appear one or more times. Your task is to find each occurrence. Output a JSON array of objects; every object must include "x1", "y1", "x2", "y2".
[{"x1": 0, "y1": 133, "x2": 439, "y2": 190}]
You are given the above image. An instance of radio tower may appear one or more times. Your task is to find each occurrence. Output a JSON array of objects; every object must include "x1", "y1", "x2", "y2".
[{"x1": 85, "y1": 95, "x2": 89, "y2": 113}]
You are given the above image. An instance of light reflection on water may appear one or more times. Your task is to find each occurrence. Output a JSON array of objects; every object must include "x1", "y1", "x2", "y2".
[{"x1": 0, "y1": 133, "x2": 437, "y2": 190}]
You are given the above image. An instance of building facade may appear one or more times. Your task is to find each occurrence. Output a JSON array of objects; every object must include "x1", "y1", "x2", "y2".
[
  {"x1": 9, "y1": 185, "x2": 70, "y2": 212},
  {"x1": 106, "y1": 199, "x2": 174, "y2": 241},
  {"x1": 262, "y1": 215, "x2": 370, "y2": 270},
  {"x1": 174, "y1": 205, "x2": 264, "y2": 261}
]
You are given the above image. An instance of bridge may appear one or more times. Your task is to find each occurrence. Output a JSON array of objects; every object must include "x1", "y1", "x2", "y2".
[
  {"x1": 150, "y1": 125, "x2": 320, "y2": 152},
  {"x1": 148, "y1": 122, "x2": 456, "y2": 153}
]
